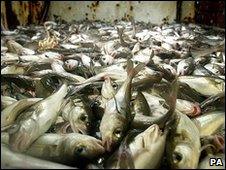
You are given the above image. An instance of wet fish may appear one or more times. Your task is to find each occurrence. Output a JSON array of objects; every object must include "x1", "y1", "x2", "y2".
[
  {"x1": 132, "y1": 78, "x2": 178, "y2": 129},
  {"x1": 101, "y1": 76, "x2": 117, "y2": 107},
  {"x1": 1, "y1": 98, "x2": 42, "y2": 129},
  {"x1": 166, "y1": 111, "x2": 201, "y2": 169},
  {"x1": 106, "y1": 124, "x2": 167, "y2": 169},
  {"x1": 192, "y1": 111, "x2": 225, "y2": 137},
  {"x1": 1, "y1": 96, "x2": 17, "y2": 110},
  {"x1": 61, "y1": 97, "x2": 93, "y2": 134},
  {"x1": 100, "y1": 60, "x2": 144, "y2": 151},
  {"x1": 8, "y1": 84, "x2": 68, "y2": 152},
  {"x1": 1, "y1": 144, "x2": 77, "y2": 169},
  {"x1": 178, "y1": 75, "x2": 225, "y2": 97},
  {"x1": 177, "y1": 57, "x2": 194, "y2": 75},
  {"x1": 175, "y1": 98, "x2": 201, "y2": 117}
]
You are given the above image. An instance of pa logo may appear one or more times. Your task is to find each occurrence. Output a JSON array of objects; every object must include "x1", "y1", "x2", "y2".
[{"x1": 209, "y1": 158, "x2": 224, "y2": 166}]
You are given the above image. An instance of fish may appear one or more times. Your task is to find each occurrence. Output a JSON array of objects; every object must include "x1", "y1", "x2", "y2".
[
  {"x1": 177, "y1": 57, "x2": 194, "y2": 75},
  {"x1": 132, "y1": 78, "x2": 178, "y2": 129},
  {"x1": 101, "y1": 76, "x2": 117, "y2": 107},
  {"x1": 99, "y1": 60, "x2": 145, "y2": 152},
  {"x1": 166, "y1": 110, "x2": 201, "y2": 169},
  {"x1": 175, "y1": 98, "x2": 201, "y2": 117},
  {"x1": 1, "y1": 132, "x2": 105, "y2": 164},
  {"x1": 1, "y1": 95, "x2": 17, "y2": 110},
  {"x1": 51, "y1": 59, "x2": 86, "y2": 83},
  {"x1": 8, "y1": 83, "x2": 68, "y2": 152},
  {"x1": 61, "y1": 97, "x2": 93, "y2": 134},
  {"x1": 192, "y1": 111, "x2": 225, "y2": 137},
  {"x1": 106, "y1": 124, "x2": 168, "y2": 169},
  {"x1": 200, "y1": 92, "x2": 225, "y2": 112},
  {"x1": 178, "y1": 75, "x2": 225, "y2": 97},
  {"x1": 6, "y1": 39, "x2": 35, "y2": 55},
  {"x1": 1, "y1": 65, "x2": 28, "y2": 75},
  {"x1": 131, "y1": 91, "x2": 151, "y2": 116},
  {"x1": 1, "y1": 144, "x2": 77, "y2": 169},
  {"x1": 64, "y1": 59, "x2": 80, "y2": 71},
  {"x1": 1, "y1": 19, "x2": 225, "y2": 168},
  {"x1": 1, "y1": 97, "x2": 42, "y2": 129}
]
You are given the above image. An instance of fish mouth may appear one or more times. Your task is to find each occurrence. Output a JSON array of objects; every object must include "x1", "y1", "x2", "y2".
[
  {"x1": 94, "y1": 139, "x2": 105, "y2": 154},
  {"x1": 213, "y1": 135, "x2": 224, "y2": 152},
  {"x1": 192, "y1": 103, "x2": 201, "y2": 117},
  {"x1": 102, "y1": 137, "x2": 113, "y2": 152}
]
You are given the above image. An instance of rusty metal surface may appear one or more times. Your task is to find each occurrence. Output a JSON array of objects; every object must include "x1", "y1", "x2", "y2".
[
  {"x1": 48, "y1": 1, "x2": 177, "y2": 24},
  {"x1": 181, "y1": 1, "x2": 195, "y2": 23},
  {"x1": 1, "y1": 1, "x2": 49, "y2": 30}
]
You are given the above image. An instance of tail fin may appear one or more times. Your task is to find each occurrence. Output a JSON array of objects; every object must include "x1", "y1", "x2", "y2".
[
  {"x1": 126, "y1": 60, "x2": 145, "y2": 79},
  {"x1": 167, "y1": 76, "x2": 179, "y2": 111}
]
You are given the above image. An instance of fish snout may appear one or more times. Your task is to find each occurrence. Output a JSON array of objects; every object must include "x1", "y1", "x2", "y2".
[
  {"x1": 213, "y1": 135, "x2": 225, "y2": 152},
  {"x1": 191, "y1": 103, "x2": 201, "y2": 117},
  {"x1": 102, "y1": 137, "x2": 113, "y2": 152},
  {"x1": 88, "y1": 138, "x2": 105, "y2": 156}
]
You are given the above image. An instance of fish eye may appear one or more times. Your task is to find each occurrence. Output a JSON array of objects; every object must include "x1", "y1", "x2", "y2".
[
  {"x1": 80, "y1": 114, "x2": 88, "y2": 122},
  {"x1": 112, "y1": 82, "x2": 118, "y2": 89},
  {"x1": 183, "y1": 65, "x2": 188, "y2": 70},
  {"x1": 113, "y1": 128, "x2": 122, "y2": 138},
  {"x1": 90, "y1": 100, "x2": 100, "y2": 108},
  {"x1": 74, "y1": 145, "x2": 85, "y2": 155},
  {"x1": 102, "y1": 57, "x2": 106, "y2": 61},
  {"x1": 173, "y1": 151, "x2": 183, "y2": 164},
  {"x1": 166, "y1": 68, "x2": 171, "y2": 72}
]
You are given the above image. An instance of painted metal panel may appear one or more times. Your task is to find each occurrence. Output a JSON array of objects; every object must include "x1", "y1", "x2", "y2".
[{"x1": 47, "y1": 1, "x2": 177, "y2": 24}]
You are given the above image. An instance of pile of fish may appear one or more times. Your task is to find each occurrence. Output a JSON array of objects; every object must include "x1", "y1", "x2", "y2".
[{"x1": 1, "y1": 19, "x2": 225, "y2": 169}]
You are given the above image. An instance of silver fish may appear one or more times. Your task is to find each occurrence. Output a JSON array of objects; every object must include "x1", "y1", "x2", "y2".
[
  {"x1": 1, "y1": 98, "x2": 42, "y2": 129},
  {"x1": 8, "y1": 84, "x2": 68, "y2": 152},
  {"x1": 166, "y1": 111, "x2": 201, "y2": 169},
  {"x1": 100, "y1": 60, "x2": 144, "y2": 151},
  {"x1": 1, "y1": 144, "x2": 77, "y2": 169}
]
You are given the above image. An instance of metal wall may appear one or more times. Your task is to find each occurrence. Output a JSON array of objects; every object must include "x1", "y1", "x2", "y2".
[
  {"x1": 1, "y1": 1, "x2": 49, "y2": 30},
  {"x1": 47, "y1": 1, "x2": 178, "y2": 24},
  {"x1": 1, "y1": 1, "x2": 197, "y2": 29}
]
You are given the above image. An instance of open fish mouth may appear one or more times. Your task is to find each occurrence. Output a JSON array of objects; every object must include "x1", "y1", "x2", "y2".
[
  {"x1": 191, "y1": 103, "x2": 201, "y2": 117},
  {"x1": 212, "y1": 135, "x2": 225, "y2": 152}
]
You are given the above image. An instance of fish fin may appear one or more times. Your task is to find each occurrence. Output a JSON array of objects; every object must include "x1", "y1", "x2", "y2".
[
  {"x1": 166, "y1": 77, "x2": 179, "y2": 111},
  {"x1": 126, "y1": 60, "x2": 145, "y2": 79}
]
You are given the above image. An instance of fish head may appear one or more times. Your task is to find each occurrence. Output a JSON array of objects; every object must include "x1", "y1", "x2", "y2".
[
  {"x1": 170, "y1": 143, "x2": 199, "y2": 169},
  {"x1": 100, "y1": 113, "x2": 127, "y2": 152},
  {"x1": 69, "y1": 106, "x2": 92, "y2": 134},
  {"x1": 64, "y1": 59, "x2": 79, "y2": 71},
  {"x1": 100, "y1": 55, "x2": 114, "y2": 66},
  {"x1": 68, "y1": 134, "x2": 105, "y2": 159},
  {"x1": 177, "y1": 60, "x2": 191, "y2": 76},
  {"x1": 101, "y1": 76, "x2": 117, "y2": 100}
]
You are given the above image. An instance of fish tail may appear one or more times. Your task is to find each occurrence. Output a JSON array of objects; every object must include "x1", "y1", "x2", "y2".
[{"x1": 126, "y1": 60, "x2": 145, "y2": 80}]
